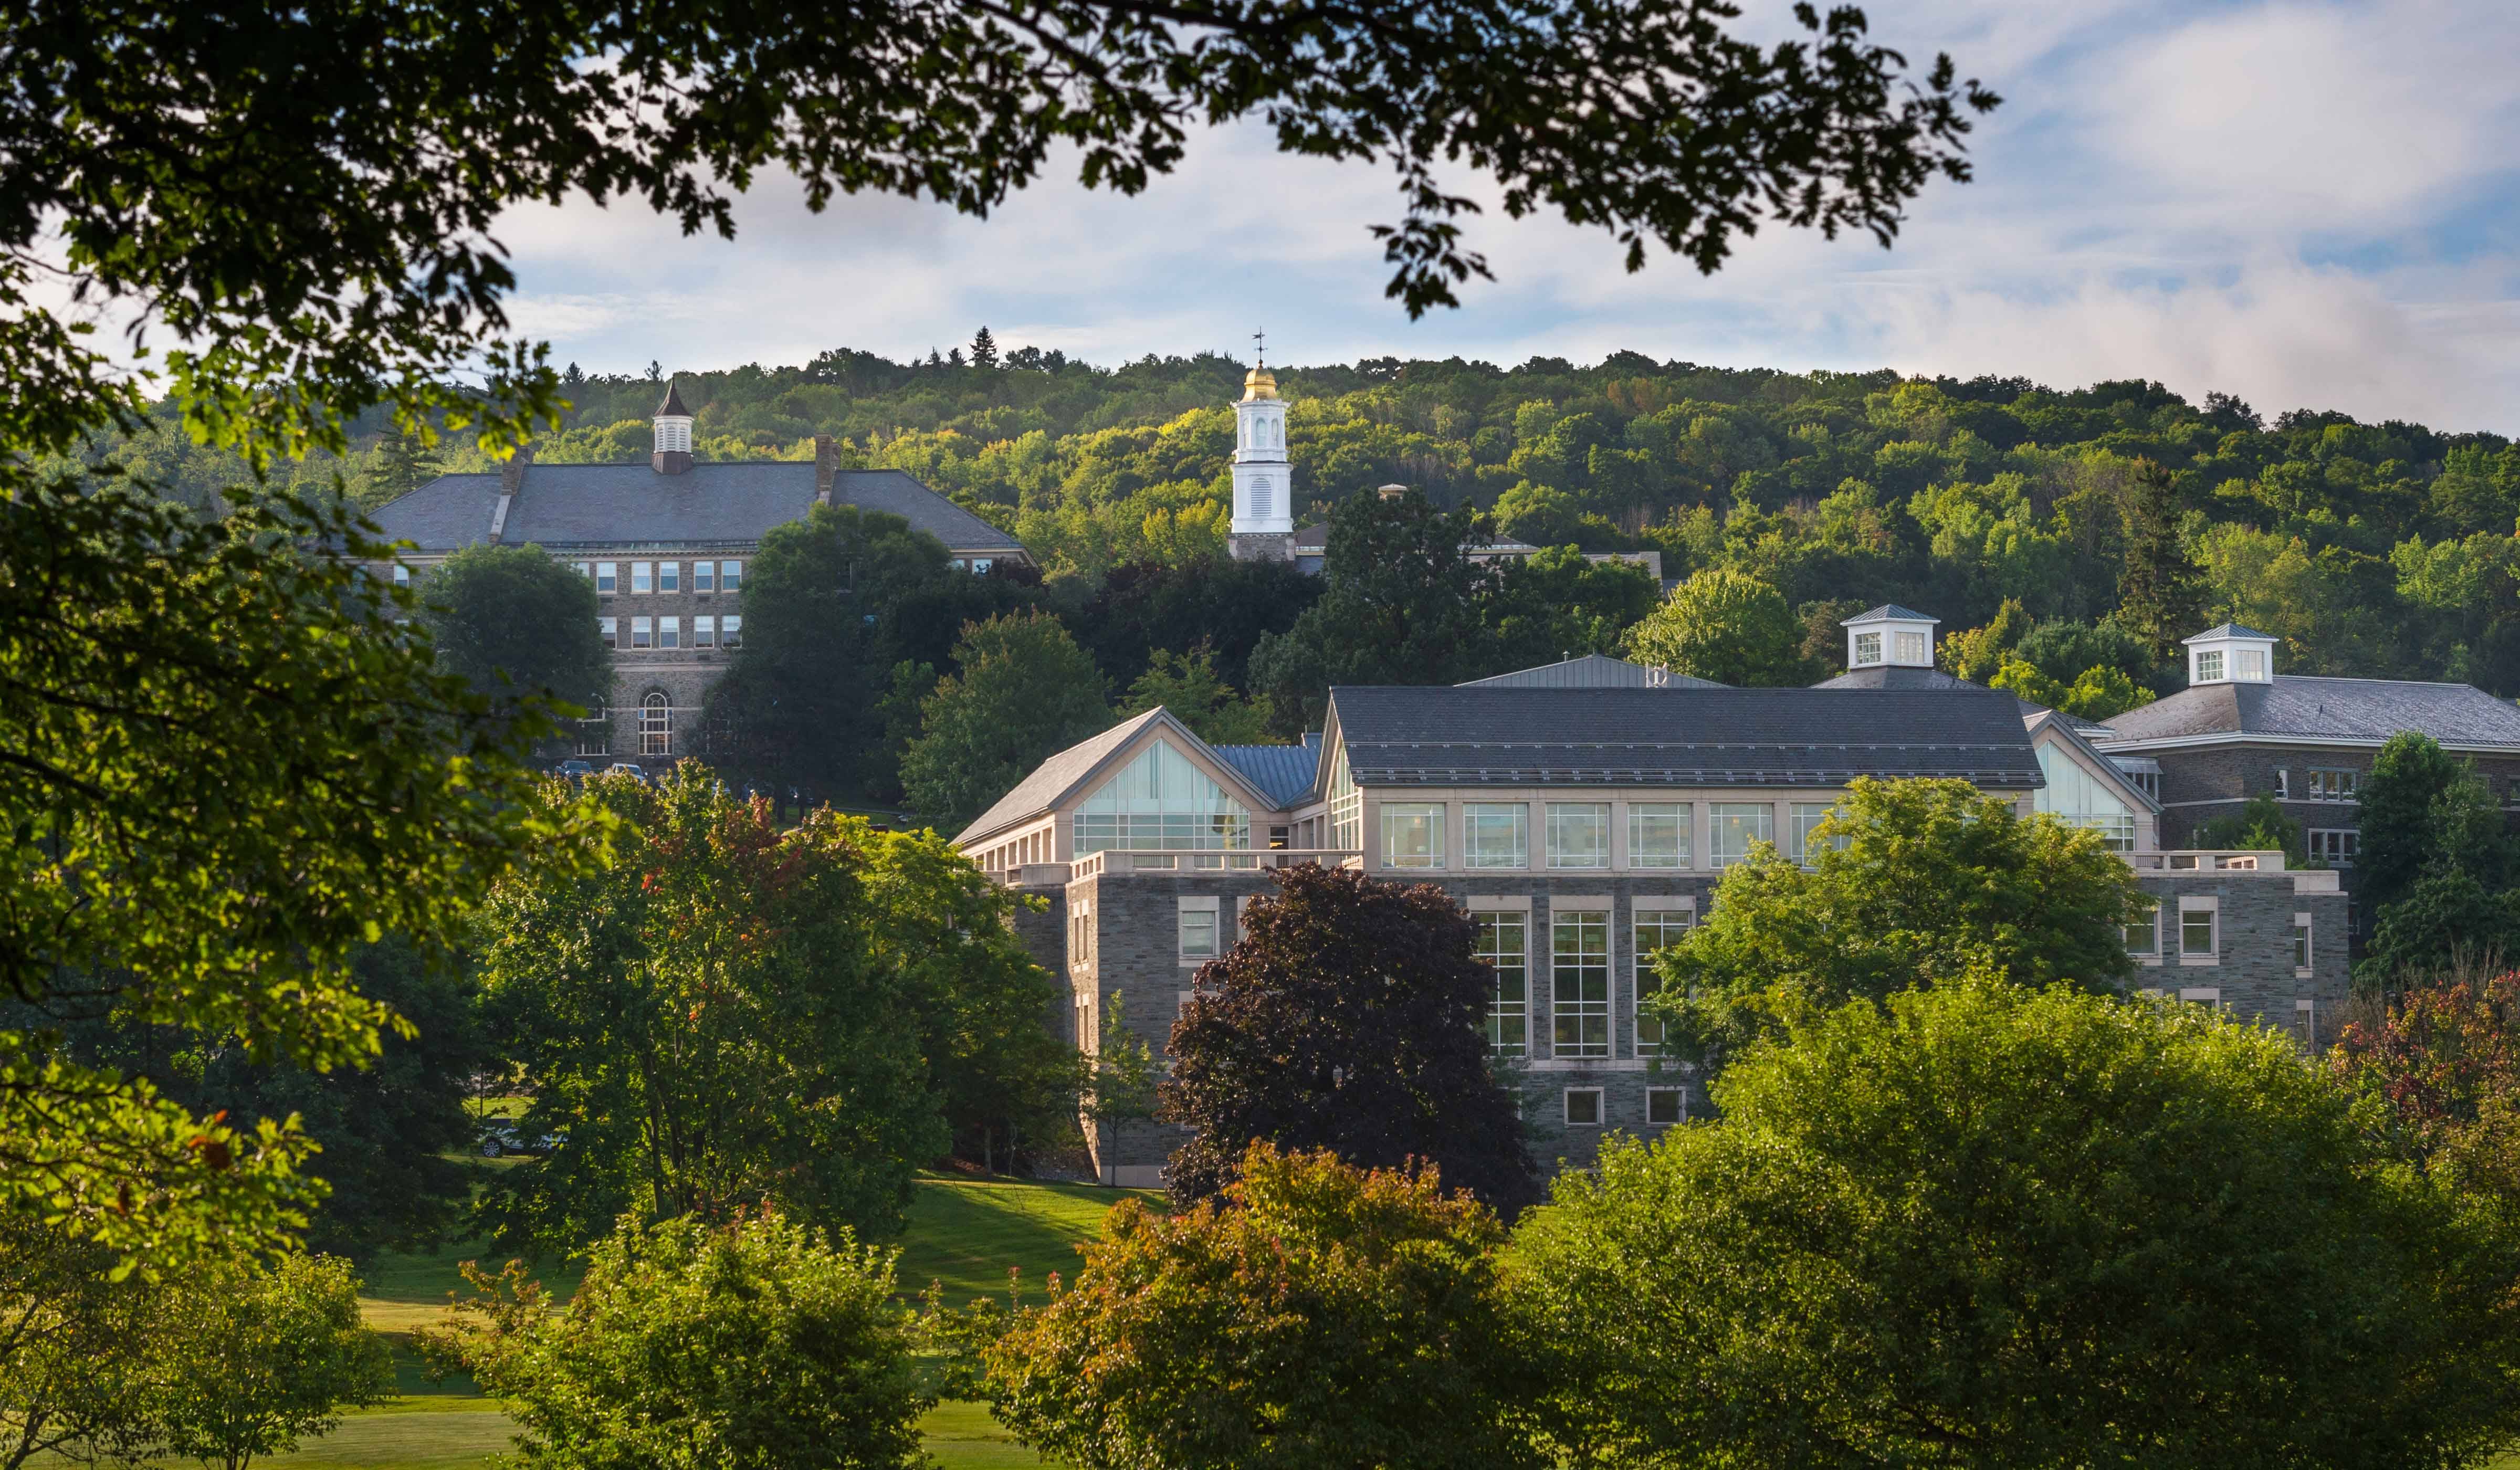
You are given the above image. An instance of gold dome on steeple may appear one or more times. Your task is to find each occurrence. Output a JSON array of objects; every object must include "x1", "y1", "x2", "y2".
[{"x1": 1241, "y1": 365, "x2": 1278, "y2": 402}]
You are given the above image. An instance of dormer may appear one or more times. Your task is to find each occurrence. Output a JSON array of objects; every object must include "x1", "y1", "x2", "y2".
[
  {"x1": 652, "y1": 377, "x2": 694, "y2": 476},
  {"x1": 2185, "y1": 622, "x2": 2278, "y2": 685},
  {"x1": 1841, "y1": 604, "x2": 1939, "y2": 670}
]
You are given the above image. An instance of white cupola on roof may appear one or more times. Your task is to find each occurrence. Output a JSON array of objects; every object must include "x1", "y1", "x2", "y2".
[
  {"x1": 652, "y1": 377, "x2": 695, "y2": 476},
  {"x1": 1841, "y1": 604, "x2": 1940, "y2": 670},
  {"x1": 2185, "y1": 622, "x2": 2279, "y2": 685}
]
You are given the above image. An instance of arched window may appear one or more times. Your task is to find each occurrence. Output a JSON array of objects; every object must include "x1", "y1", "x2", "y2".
[
  {"x1": 1250, "y1": 475, "x2": 1273, "y2": 519},
  {"x1": 640, "y1": 692, "x2": 671, "y2": 757}
]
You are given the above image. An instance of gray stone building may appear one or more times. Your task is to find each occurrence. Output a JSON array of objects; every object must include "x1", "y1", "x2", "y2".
[
  {"x1": 2088, "y1": 623, "x2": 2520, "y2": 933},
  {"x1": 369, "y1": 383, "x2": 1027, "y2": 762},
  {"x1": 963, "y1": 622, "x2": 2349, "y2": 1188}
]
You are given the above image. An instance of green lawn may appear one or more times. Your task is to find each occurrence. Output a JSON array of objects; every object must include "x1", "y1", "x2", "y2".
[{"x1": 296, "y1": 1171, "x2": 1149, "y2": 1469}]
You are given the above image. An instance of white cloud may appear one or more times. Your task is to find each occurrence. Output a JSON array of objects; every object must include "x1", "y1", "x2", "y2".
[{"x1": 494, "y1": 0, "x2": 2520, "y2": 433}]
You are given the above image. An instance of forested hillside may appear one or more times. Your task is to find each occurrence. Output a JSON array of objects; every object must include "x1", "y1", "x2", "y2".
[{"x1": 61, "y1": 344, "x2": 2520, "y2": 697}]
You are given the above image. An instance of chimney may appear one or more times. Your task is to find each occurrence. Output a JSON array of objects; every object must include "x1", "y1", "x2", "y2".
[
  {"x1": 1377, "y1": 482, "x2": 1406, "y2": 501},
  {"x1": 814, "y1": 434, "x2": 839, "y2": 504},
  {"x1": 488, "y1": 444, "x2": 532, "y2": 543}
]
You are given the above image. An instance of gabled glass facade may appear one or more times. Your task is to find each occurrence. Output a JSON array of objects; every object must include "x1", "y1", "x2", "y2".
[
  {"x1": 2035, "y1": 742, "x2": 2137, "y2": 851},
  {"x1": 1074, "y1": 739, "x2": 1252, "y2": 854}
]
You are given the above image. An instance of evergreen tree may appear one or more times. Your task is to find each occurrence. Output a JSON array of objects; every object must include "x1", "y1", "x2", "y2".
[
  {"x1": 2116, "y1": 458, "x2": 2208, "y2": 662},
  {"x1": 968, "y1": 326, "x2": 1000, "y2": 369},
  {"x1": 365, "y1": 427, "x2": 440, "y2": 507}
]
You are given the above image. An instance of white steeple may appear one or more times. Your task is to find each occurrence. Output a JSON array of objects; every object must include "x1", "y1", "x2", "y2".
[
  {"x1": 1228, "y1": 330, "x2": 1293, "y2": 559},
  {"x1": 652, "y1": 377, "x2": 695, "y2": 475}
]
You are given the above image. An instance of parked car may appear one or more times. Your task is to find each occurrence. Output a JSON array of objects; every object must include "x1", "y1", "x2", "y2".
[
  {"x1": 477, "y1": 1121, "x2": 562, "y2": 1158},
  {"x1": 555, "y1": 759, "x2": 596, "y2": 783},
  {"x1": 604, "y1": 761, "x2": 648, "y2": 784}
]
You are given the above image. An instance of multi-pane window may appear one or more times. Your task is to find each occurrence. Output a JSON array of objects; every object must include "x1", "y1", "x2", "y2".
[
  {"x1": 659, "y1": 616, "x2": 680, "y2": 650},
  {"x1": 575, "y1": 696, "x2": 609, "y2": 758},
  {"x1": 2236, "y1": 648, "x2": 2266, "y2": 680},
  {"x1": 1563, "y1": 1089, "x2": 1603, "y2": 1126},
  {"x1": 659, "y1": 561, "x2": 679, "y2": 593},
  {"x1": 2307, "y1": 828, "x2": 2357, "y2": 866},
  {"x1": 2293, "y1": 915, "x2": 2312, "y2": 972},
  {"x1": 1633, "y1": 910, "x2": 1692, "y2": 1054},
  {"x1": 1710, "y1": 803, "x2": 1774, "y2": 867},
  {"x1": 1178, "y1": 906, "x2": 1219, "y2": 963},
  {"x1": 1326, "y1": 744, "x2": 1361, "y2": 851},
  {"x1": 2180, "y1": 902, "x2": 2217, "y2": 960},
  {"x1": 1853, "y1": 631, "x2": 1882, "y2": 665},
  {"x1": 1789, "y1": 802, "x2": 1841, "y2": 865},
  {"x1": 2307, "y1": 768, "x2": 2358, "y2": 800},
  {"x1": 1464, "y1": 803, "x2": 1528, "y2": 868},
  {"x1": 598, "y1": 616, "x2": 617, "y2": 649},
  {"x1": 1628, "y1": 804, "x2": 1687, "y2": 868},
  {"x1": 391, "y1": 563, "x2": 411, "y2": 586},
  {"x1": 1380, "y1": 802, "x2": 1444, "y2": 869},
  {"x1": 1894, "y1": 630, "x2": 1927, "y2": 664},
  {"x1": 1552, "y1": 910, "x2": 1610, "y2": 1058},
  {"x1": 720, "y1": 560, "x2": 744, "y2": 593},
  {"x1": 639, "y1": 692, "x2": 670, "y2": 757},
  {"x1": 721, "y1": 615, "x2": 743, "y2": 649},
  {"x1": 573, "y1": 561, "x2": 592, "y2": 580},
  {"x1": 695, "y1": 560, "x2": 716, "y2": 594},
  {"x1": 2125, "y1": 899, "x2": 2158, "y2": 956},
  {"x1": 1545, "y1": 803, "x2": 1610, "y2": 869},
  {"x1": 694, "y1": 615, "x2": 716, "y2": 648},
  {"x1": 2293, "y1": 1000, "x2": 2315, "y2": 1054},
  {"x1": 595, "y1": 562, "x2": 617, "y2": 595},
  {"x1": 631, "y1": 561, "x2": 654, "y2": 595},
  {"x1": 1475, "y1": 912, "x2": 1528, "y2": 1057},
  {"x1": 2196, "y1": 649, "x2": 2225, "y2": 681},
  {"x1": 1646, "y1": 1088, "x2": 1685, "y2": 1125},
  {"x1": 631, "y1": 616, "x2": 654, "y2": 649},
  {"x1": 1073, "y1": 739, "x2": 1253, "y2": 855}
]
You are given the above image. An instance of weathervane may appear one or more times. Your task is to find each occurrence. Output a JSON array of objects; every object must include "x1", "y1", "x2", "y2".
[{"x1": 1253, "y1": 327, "x2": 1266, "y2": 369}]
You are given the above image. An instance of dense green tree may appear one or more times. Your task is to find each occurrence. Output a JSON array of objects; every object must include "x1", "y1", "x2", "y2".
[
  {"x1": 703, "y1": 503, "x2": 954, "y2": 799},
  {"x1": 149, "y1": 1254, "x2": 392, "y2": 1470},
  {"x1": 0, "y1": 1216, "x2": 162, "y2": 1470},
  {"x1": 1656, "y1": 778, "x2": 2145, "y2": 1067},
  {"x1": 477, "y1": 773, "x2": 1055, "y2": 1248},
  {"x1": 1119, "y1": 643, "x2": 1274, "y2": 746},
  {"x1": 428, "y1": 1213, "x2": 926, "y2": 1470},
  {"x1": 359, "y1": 427, "x2": 442, "y2": 509},
  {"x1": 1072, "y1": 558, "x2": 1321, "y2": 694},
  {"x1": 2116, "y1": 458, "x2": 2210, "y2": 662},
  {"x1": 3, "y1": 486, "x2": 573, "y2": 1264},
  {"x1": 1162, "y1": 865, "x2": 1537, "y2": 1213},
  {"x1": 900, "y1": 612, "x2": 1111, "y2": 831},
  {"x1": 76, "y1": 940, "x2": 487, "y2": 1259},
  {"x1": 988, "y1": 1144, "x2": 1543, "y2": 1470},
  {"x1": 2191, "y1": 791, "x2": 2311, "y2": 869},
  {"x1": 1513, "y1": 980, "x2": 2520, "y2": 1470},
  {"x1": 415, "y1": 542, "x2": 610, "y2": 742},
  {"x1": 1485, "y1": 545, "x2": 1662, "y2": 668},
  {"x1": 1620, "y1": 567, "x2": 1808, "y2": 686},
  {"x1": 2364, "y1": 875, "x2": 2520, "y2": 986},
  {"x1": 1248, "y1": 490, "x2": 1500, "y2": 734},
  {"x1": 2359, "y1": 732, "x2": 2515, "y2": 925}
]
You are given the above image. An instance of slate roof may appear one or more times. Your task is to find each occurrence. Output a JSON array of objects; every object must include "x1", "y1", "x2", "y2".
[
  {"x1": 2184, "y1": 622, "x2": 2278, "y2": 643},
  {"x1": 1213, "y1": 743, "x2": 1320, "y2": 807},
  {"x1": 371, "y1": 463, "x2": 1023, "y2": 555},
  {"x1": 2093, "y1": 676, "x2": 2520, "y2": 750},
  {"x1": 957, "y1": 709, "x2": 1164, "y2": 845},
  {"x1": 1842, "y1": 603, "x2": 1941, "y2": 625},
  {"x1": 1459, "y1": 654, "x2": 1728, "y2": 690},
  {"x1": 1811, "y1": 665, "x2": 2114, "y2": 734},
  {"x1": 1327, "y1": 686, "x2": 2044, "y2": 788}
]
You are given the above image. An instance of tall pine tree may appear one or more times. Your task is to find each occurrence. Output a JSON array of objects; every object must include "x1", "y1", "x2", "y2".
[
  {"x1": 969, "y1": 326, "x2": 1000, "y2": 369},
  {"x1": 2116, "y1": 459, "x2": 2208, "y2": 663}
]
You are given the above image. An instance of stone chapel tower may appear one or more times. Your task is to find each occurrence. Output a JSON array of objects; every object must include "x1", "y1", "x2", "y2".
[{"x1": 1227, "y1": 350, "x2": 1293, "y2": 562}]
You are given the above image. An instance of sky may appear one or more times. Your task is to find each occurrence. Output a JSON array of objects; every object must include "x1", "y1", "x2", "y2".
[{"x1": 494, "y1": 0, "x2": 2520, "y2": 433}]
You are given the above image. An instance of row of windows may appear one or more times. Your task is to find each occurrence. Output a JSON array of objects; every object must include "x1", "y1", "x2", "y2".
[
  {"x1": 570, "y1": 692, "x2": 675, "y2": 758},
  {"x1": 1562, "y1": 1087, "x2": 1687, "y2": 1127},
  {"x1": 575, "y1": 560, "x2": 743, "y2": 596},
  {"x1": 1381, "y1": 800, "x2": 1845, "y2": 872},
  {"x1": 2125, "y1": 901, "x2": 2316, "y2": 976},
  {"x1": 1475, "y1": 908, "x2": 1693, "y2": 1060},
  {"x1": 596, "y1": 614, "x2": 743, "y2": 650},
  {"x1": 2273, "y1": 767, "x2": 2360, "y2": 801},
  {"x1": 1850, "y1": 628, "x2": 1927, "y2": 666}
]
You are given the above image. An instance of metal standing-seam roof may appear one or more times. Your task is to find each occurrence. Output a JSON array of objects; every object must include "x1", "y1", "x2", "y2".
[
  {"x1": 1459, "y1": 654, "x2": 1729, "y2": 690},
  {"x1": 1841, "y1": 603, "x2": 1942, "y2": 625},
  {"x1": 1326, "y1": 685, "x2": 2046, "y2": 788},
  {"x1": 2094, "y1": 676, "x2": 2520, "y2": 749},
  {"x1": 370, "y1": 463, "x2": 1024, "y2": 555},
  {"x1": 1213, "y1": 743, "x2": 1321, "y2": 806}
]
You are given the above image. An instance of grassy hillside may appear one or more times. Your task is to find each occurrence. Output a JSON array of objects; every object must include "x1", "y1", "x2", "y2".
[{"x1": 270, "y1": 1172, "x2": 1157, "y2": 1470}]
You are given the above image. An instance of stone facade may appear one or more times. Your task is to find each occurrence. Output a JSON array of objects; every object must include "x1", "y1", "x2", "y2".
[
  {"x1": 570, "y1": 550, "x2": 753, "y2": 764},
  {"x1": 1028, "y1": 860, "x2": 2349, "y2": 1187}
]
